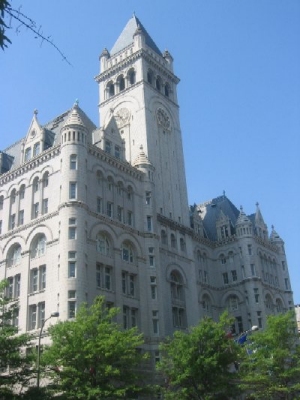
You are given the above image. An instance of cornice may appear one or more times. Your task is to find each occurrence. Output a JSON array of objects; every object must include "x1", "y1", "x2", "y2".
[
  {"x1": 0, "y1": 146, "x2": 61, "y2": 187},
  {"x1": 88, "y1": 144, "x2": 143, "y2": 180}
]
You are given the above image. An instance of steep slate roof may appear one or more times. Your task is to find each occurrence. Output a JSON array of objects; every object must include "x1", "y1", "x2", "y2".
[
  {"x1": 198, "y1": 195, "x2": 240, "y2": 241},
  {"x1": 110, "y1": 15, "x2": 162, "y2": 56},
  {"x1": 1, "y1": 106, "x2": 96, "y2": 172}
]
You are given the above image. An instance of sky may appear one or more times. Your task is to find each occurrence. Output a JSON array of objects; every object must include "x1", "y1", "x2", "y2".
[{"x1": 1, "y1": 1, "x2": 299, "y2": 301}]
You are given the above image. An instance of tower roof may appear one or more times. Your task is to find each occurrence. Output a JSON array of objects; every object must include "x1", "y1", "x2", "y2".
[{"x1": 110, "y1": 15, "x2": 162, "y2": 56}]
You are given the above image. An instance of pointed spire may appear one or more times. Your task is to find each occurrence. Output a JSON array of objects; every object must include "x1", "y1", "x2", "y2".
[
  {"x1": 110, "y1": 15, "x2": 162, "y2": 56},
  {"x1": 236, "y1": 205, "x2": 251, "y2": 225},
  {"x1": 133, "y1": 145, "x2": 152, "y2": 167},
  {"x1": 270, "y1": 225, "x2": 283, "y2": 242},
  {"x1": 63, "y1": 103, "x2": 87, "y2": 130}
]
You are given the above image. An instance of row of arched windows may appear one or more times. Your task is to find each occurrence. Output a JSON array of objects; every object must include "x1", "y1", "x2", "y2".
[
  {"x1": 106, "y1": 69, "x2": 136, "y2": 99},
  {"x1": 6, "y1": 234, "x2": 47, "y2": 267},
  {"x1": 147, "y1": 69, "x2": 171, "y2": 98},
  {"x1": 161, "y1": 229, "x2": 186, "y2": 252}
]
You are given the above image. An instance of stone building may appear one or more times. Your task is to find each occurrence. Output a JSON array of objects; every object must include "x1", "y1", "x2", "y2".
[{"x1": 0, "y1": 15, "x2": 294, "y2": 371}]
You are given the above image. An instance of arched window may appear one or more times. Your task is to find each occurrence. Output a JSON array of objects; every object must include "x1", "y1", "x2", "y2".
[
  {"x1": 156, "y1": 76, "x2": 161, "y2": 91},
  {"x1": 170, "y1": 271, "x2": 184, "y2": 300},
  {"x1": 42, "y1": 172, "x2": 49, "y2": 188},
  {"x1": 275, "y1": 299, "x2": 283, "y2": 313},
  {"x1": 33, "y1": 177, "x2": 39, "y2": 193},
  {"x1": 161, "y1": 230, "x2": 168, "y2": 245},
  {"x1": 170, "y1": 233, "x2": 176, "y2": 249},
  {"x1": 19, "y1": 185, "x2": 25, "y2": 199},
  {"x1": 122, "y1": 242, "x2": 134, "y2": 263},
  {"x1": 10, "y1": 189, "x2": 16, "y2": 204},
  {"x1": 96, "y1": 233, "x2": 110, "y2": 256},
  {"x1": 127, "y1": 186, "x2": 133, "y2": 200},
  {"x1": 228, "y1": 295, "x2": 239, "y2": 311},
  {"x1": 31, "y1": 234, "x2": 46, "y2": 258},
  {"x1": 107, "y1": 176, "x2": 114, "y2": 191},
  {"x1": 147, "y1": 70, "x2": 153, "y2": 84},
  {"x1": 164, "y1": 83, "x2": 170, "y2": 97},
  {"x1": 202, "y1": 294, "x2": 211, "y2": 312},
  {"x1": 128, "y1": 69, "x2": 136, "y2": 85},
  {"x1": 265, "y1": 294, "x2": 273, "y2": 312},
  {"x1": 170, "y1": 270, "x2": 186, "y2": 328},
  {"x1": 117, "y1": 75, "x2": 125, "y2": 91},
  {"x1": 8, "y1": 244, "x2": 22, "y2": 267},
  {"x1": 107, "y1": 81, "x2": 115, "y2": 98},
  {"x1": 180, "y1": 238, "x2": 186, "y2": 252}
]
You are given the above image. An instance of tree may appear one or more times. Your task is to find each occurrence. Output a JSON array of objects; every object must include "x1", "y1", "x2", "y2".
[
  {"x1": 240, "y1": 311, "x2": 300, "y2": 400},
  {"x1": 0, "y1": 0, "x2": 70, "y2": 63},
  {"x1": 158, "y1": 312, "x2": 242, "y2": 400},
  {"x1": 0, "y1": 280, "x2": 35, "y2": 398},
  {"x1": 42, "y1": 296, "x2": 150, "y2": 399}
]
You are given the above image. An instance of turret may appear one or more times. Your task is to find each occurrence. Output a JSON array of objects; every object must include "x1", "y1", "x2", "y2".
[{"x1": 236, "y1": 206, "x2": 253, "y2": 237}]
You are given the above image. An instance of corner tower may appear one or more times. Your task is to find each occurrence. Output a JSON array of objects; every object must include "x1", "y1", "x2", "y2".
[{"x1": 95, "y1": 15, "x2": 189, "y2": 225}]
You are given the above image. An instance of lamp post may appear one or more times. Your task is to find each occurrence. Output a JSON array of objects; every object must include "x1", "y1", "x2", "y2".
[{"x1": 37, "y1": 311, "x2": 59, "y2": 389}]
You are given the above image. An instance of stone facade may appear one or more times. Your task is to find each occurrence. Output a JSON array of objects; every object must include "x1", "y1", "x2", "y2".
[{"x1": 0, "y1": 15, "x2": 294, "y2": 371}]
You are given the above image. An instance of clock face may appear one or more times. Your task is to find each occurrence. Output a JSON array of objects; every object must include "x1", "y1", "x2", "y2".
[
  {"x1": 156, "y1": 108, "x2": 171, "y2": 130},
  {"x1": 115, "y1": 108, "x2": 130, "y2": 127}
]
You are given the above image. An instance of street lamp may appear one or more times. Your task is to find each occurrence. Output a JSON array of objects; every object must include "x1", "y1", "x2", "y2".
[{"x1": 37, "y1": 311, "x2": 59, "y2": 389}]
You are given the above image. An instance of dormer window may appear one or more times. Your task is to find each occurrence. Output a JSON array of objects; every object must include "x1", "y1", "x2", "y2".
[
  {"x1": 25, "y1": 147, "x2": 31, "y2": 162},
  {"x1": 33, "y1": 142, "x2": 40, "y2": 157}
]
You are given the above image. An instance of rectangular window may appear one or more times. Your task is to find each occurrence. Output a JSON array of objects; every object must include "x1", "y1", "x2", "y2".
[
  {"x1": 0, "y1": 220, "x2": 2, "y2": 234},
  {"x1": 231, "y1": 270, "x2": 237, "y2": 282},
  {"x1": 38, "y1": 302, "x2": 45, "y2": 328},
  {"x1": 241, "y1": 266, "x2": 245, "y2": 278},
  {"x1": 68, "y1": 290, "x2": 76, "y2": 299},
  {"x1": 32, "y1": 202, "x2": 39, "y2": 219},
  {"x1": 115, "y1": 145, "x2": 120, "y2": 158},
  {"x1": 236, "y1": 316, "x2": 243, "y2": 333},
  {"x1": 150, "y1": 277, "x2": 157, "y2": 300},
  {"x1": 203, "y1": 270, "x2": 208, "y2": 284},
  {"x1": 248, "y1": 245, "x2": 252, "y2": 255},
  {"x1": 122, "y1": 272, "x2": 136, "y2": 297},
  {"x1": 282, "y1": 261, "x2": 286, "y2": 270},
  {"x1": 172, "y1": 307, "x2": 185, "y2": 328},
  {"x1": 145, "y1": 191, "x2": 151, "y2": 205},
  {"x1": 123, "y1": 306, "x2": 137, "y2": 329},
  {"x1": 107, "y1": 202, "x2": 113, "y2": 218},
  {"x1": 70, "y1": 155, "x2": 77, "y2": 170},
  {"x1": 127, "y1": 211, "x2": 133, "y2": 226},
  {"x1": 7, "y1": 277, "x2": 13, "y2": 298},
  {"x1": 68, "y1": 227, "x2": 76, "y2": 239},
  {"x1": 96, "y1": 264, "x2": 112, "y2": 291},
  {"x1": 10, "y1": 214, "x2": 15, "y2": 229},
  {"x1": 68, "y1": 251, "x2": 76, "y2": 259},
  {"x1": 31, "y1": 269, "x2": 38, "y2": 292},
  {"x1": 69, "y1": 182, "x2": 77, "y2": 199},
  {"x1": 250, "y1": 264, "x2": 256, "y2": 276},
  {"x1": 223, "y1": 272, "x2": 229, "y2": 285},
  {"x1": 149, "y1": 255, "x2": 155, "y2": 267},
  {"x1": 152, "y1": 310, "x2": 159, "y2": 335},
  {"x1": 147, "y1": 216, "x2": 152, "y2": 232},
  {"x1": 29, "y1": 305, "x2": 37, "y2": 330},
  {"x1": 42, "y1": 199, "x2": 48, "y2": 214},
  {"x1": 40, "y1": 265, "x2": 46, "y2": 289},
  {"x1": 69, "y1": 218, "x2": 76, "y2": 225},
  {"x1": 97, "y1": 197, "x2": 102, "y2": 213},
  {"x1": 69, "y1": 262, "x2": 76, "y2": 278},
  {"x1": 105, "y1": 140, "x2": 111, "y2": 154},
  {"x1": 33, "y1": 142, "x2": 40, "y2": 157},
  {"x1": 18, "y1": 210, "x2": 24, "y2": 226},
  {"x1": 285, "y1": 278, "x2": 290, "y2": 290},
  {"x1": 68, "y1": 301, "x2": 76, "y2": 318},
  {"x1": 25, "y1": 148, "x2": 31, "y2": 162},
  {"x1": 15, "y1": 274, "x2": 21, "y2": 297},
  {"x1": 117, "y1": 206, "x2": 123, "y2": 222}
]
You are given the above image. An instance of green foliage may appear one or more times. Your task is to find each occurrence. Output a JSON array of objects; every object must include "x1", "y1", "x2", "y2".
[
  {"x1": 0, "y1": 280, "x2": 35, "y2": 398},
  {"x1": 42, "y1": 296, "x2": 149, "y2": 399},
  {"x1": 240, "y1": 311, "x2": 300, "y2": 399},
  {"x1": 0, "y1": 0, "x2": 11, "y2": 49},
  {"x1": 158, "y1": 312, "x2": 242, "y2": 400}
]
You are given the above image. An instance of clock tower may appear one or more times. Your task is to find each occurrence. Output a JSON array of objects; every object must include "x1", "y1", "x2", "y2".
[{"x1": 95, "y1": 15, "x2": 190, "y2": 225}]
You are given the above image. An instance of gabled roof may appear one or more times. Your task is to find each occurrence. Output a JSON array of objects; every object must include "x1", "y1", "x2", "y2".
[
  {"x1": 110, "y1": 15, "x2": 162, "y2": 56},
  {"x1": 198, "y1": 195, "x2": 240, "y2": 241}
]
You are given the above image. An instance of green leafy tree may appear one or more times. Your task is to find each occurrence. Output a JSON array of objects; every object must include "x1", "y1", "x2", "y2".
[
  {"x1": 158, "y1": 312, "x2": 242, "y2": 400},
  {"x1": 42, "y1": 296, "x2": 150, "y2": 399},
  {"x1": 240, "y1": 311, "x2": 300, "y2": 399},
  {"x1": 0, "y1": 280, "x2": 35, "y2": 399}
]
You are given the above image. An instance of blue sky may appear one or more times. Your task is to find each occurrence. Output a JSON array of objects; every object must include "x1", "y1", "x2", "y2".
[{"x1": 1, "y1": 1, "x2": 300, "y2": 301}]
